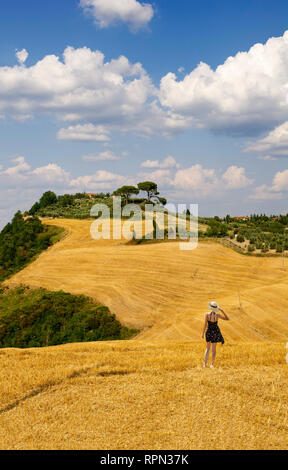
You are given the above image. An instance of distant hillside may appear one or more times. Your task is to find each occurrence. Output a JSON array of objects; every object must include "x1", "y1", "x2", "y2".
[
  {"x1": 27, "y1": 191, "x2": 288, "y2": 255},
  {"x1": 0, "y1": 286, "x2": 138, "y2": 348},
  {"x1": 199, "y1": 215, "x2": 288, "y2": 255},
  {"x1": 0, "y1": 212, "x2": 65, "y2": 282},
  {"x1": 7, "y1": 218, "x2": 288, "y2": 342},
  {"x1": 29, "y1": 191, "x2": 113, "y2": 220},
  {"x1": 27, "y1": 186, "x2": 165, "y2": 220}
]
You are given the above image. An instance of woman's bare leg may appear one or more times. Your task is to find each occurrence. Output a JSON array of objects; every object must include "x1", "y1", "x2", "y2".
[
  {"x1": 204, "y1": 343, "x2": 211, "y2": 367},
  {"x1": 211, "y1": 343, "x2": 217, "y2": 366}
]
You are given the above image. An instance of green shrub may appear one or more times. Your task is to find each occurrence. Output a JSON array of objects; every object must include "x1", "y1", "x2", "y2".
[
  {"x1": 236, "y1": 234, "x2": 245, "y2": 243},
  {"x1": 0, "y1": 287, "x2": 138, "y2": 348},
  {"x1": 276, "y1": 244, "x2": 284, "y2": 253},
  {"x1": 206, "y1": 220, "x2": 228, "y2": 237},
  {"x1": 0, "y1": 212, "x2": 64, "y2": 282}
]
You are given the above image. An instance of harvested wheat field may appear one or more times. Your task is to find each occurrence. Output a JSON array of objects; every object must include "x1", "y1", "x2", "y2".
[
  {"x1": 6, "y1": 218, "x2": 288, "y2": 341},
  {"x1": 0, "y1": 341, "x2": 287, "y2": 450},
  {"x1": 2, "y1": 218, "x2": 288, "y2": 450}
]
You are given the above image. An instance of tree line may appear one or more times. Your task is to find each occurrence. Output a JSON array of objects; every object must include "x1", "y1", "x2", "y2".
[
  {"x1": 28, "y1": 181, "x2": 166, "y2": 217},
  {"x1": 113, "y1": 181, "x2": 167, "y2": 206},
  {"x1": 0, "y1": 286, "x2": 138, "y2": 348},
  {"x1": 0, "y1": 212, "x2": 63, "y2": 281}
]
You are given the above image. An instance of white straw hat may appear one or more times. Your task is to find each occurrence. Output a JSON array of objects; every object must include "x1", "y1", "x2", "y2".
[{"x1": 208, "y1": 301, "x2": 219, "y2": 312}]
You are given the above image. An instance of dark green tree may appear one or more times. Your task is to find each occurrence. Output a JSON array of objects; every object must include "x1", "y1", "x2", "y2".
[
  {"x1": 206, "y1": 220, "x2": 228, "y2": 238},
  {"x1": 113, "y1": 186, "x2": 139, "y2": 204},
  {"x1": 39, "y1": 191, "x2": 57, "y2": 208},
  {"x1": 137, "y1": 181, "x2": 159, "y2": 202},
  {"x1": 58, "y1": 194, "x2": 74, "y2": 207},
  {"x1": 158, "y1": 197, "x2": 167, "y2": 206},
  {"x1": 29, "y1": 202, "x2": 40, "y2": 215}
]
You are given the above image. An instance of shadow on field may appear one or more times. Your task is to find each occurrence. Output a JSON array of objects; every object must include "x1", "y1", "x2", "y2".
[{"x1": 0, "y1": 366, "x2": 94, "y2": 415}]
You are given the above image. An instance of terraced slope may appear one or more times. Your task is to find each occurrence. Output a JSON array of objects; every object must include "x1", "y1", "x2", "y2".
[{"x1": 5, "y1": 218, "x2": 288, "y2": 342}]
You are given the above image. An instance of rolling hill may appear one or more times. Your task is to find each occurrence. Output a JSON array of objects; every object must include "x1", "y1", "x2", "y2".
[
  {"x1": 5, "y1": 218, "x2": 288, "y2": 342},
  {"x1": 1, "y1": 218, "x2": 287, "y2": 450}
]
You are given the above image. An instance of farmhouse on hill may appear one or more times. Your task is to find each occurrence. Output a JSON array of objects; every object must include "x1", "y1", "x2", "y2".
[{"x1": 233, "y1": 216, "x2": 250, "y2": 221}]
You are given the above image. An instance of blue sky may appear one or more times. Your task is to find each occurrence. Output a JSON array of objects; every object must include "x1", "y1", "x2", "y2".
[{"x1": 1, "y1": 0, "x2": 288, "y2": 227}]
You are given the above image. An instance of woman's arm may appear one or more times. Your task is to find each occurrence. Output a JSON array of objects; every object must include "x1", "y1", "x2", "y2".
[
  {"x1": 202, "y1": 314, "x2": 208, "y2": 338},
  {"x1": 218, "y1": 308, "x2": 229, "y2": 320}
]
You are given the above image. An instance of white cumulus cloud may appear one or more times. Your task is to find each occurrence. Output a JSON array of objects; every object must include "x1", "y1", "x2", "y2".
[
  {"x1": 0, "y1": 46, "x2": 155, "y2": 131},
  {"x1": 139, "y1": 163, "x2": 256, "y2": 198},
  {"x1": 249, "y1": 185, "x2": 283, "y2": 200},
  {"x1": 141, "y1": 156, "x2": 180, "y2": 169},
  {"x1": 0, "y1": 157, "x2": 71, "y2": 191},
  {"x1": 57, "y1": 124, "x2": 110, "y2": 142},
  {"x1": 70, "y1": 170, "x2": 135, "y2": 189},
  {"x1": 15, "y1": 48, "x2": 29, "y2": 65},
  {"x1": 80, "y1": 0, "x2": 154, "y2": 31},
  {"x1": 82, "y1": 151, "x2": 120, "y2": 161},
  {"x1": 271, "y1": 169, "x2": 288, "y2": 192},
  {"x1": 222, "y1": 166, "x2": 253, "y2": 189},
  {"x1": 245, "y1": 121, "x2": 288, "y2": 157},
  {"x1": 249, "y1": 168, "x2": 288, "y2": 200},
  {"x1": 137, "y1": 169, "x2": 173, "y2": 186},
  {"x1": 31, "y1": 163, "x2": 70, "y2": 185},
  {"x1": 0, "y1": 156, "x2": 31, "y2": 177},
  {"x1": 159, "y1": 31, "x2": 288, "y2": 136},
  {"x1": 172, "y1": 164, "x2": 218, "y2": 194},
  {"x1": 4, "y1": 32, "x2": 288, "y2": 140}
]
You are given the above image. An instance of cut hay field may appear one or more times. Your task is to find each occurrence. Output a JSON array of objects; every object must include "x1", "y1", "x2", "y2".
[
  {"x1": 2, "y1": 218, "x2": 288, "y2": 450},
  {"x1": 0, "y1": 341, "x2": 287, "y2": 450},
  {"x1": 5, "y1": 218, "x2": 288, "y2": 342}
]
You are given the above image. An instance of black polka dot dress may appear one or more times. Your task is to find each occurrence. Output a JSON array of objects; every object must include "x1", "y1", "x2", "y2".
[{"x1": 205, "y1": 316, "x2": 225, "y2": 344}]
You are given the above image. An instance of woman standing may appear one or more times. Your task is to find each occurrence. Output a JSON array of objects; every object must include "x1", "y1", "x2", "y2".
[{"x1": 202, "y1": 301, "x2": 229, "y2": 368}]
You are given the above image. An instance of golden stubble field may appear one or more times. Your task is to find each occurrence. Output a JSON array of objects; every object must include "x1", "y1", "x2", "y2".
[
  {"x1": 6, "y1": 218, "x2": 288, "y2": 341},
  {"x1": 1, "y1": 218, "x2": 288, "y2": 450},
  {"x1": 0, "y1": 341, "x2": 287, "y2": 450}
]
